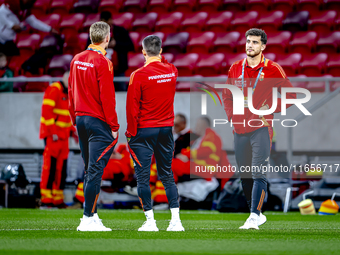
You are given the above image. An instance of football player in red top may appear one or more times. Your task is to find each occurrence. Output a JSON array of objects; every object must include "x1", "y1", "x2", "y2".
[
  {"x1": 69, "y1": 21, "x2": 119, "y2": 231},
  {"x1": 222, "y1": 28, "x2": 296, "y2": 229},
  {"x1": 126, "y1": 35, "x2": 184, "y2": 232}
]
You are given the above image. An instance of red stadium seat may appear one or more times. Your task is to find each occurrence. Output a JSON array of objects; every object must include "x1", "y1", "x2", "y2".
[
  {"x1": 275, "y1": 53, "x2": 302, "y2": 76},
  {"x1": 205, "y1": 11, "x2": 233, "y2": 33},
  {"x1": 316, "y1": 32, "x2": 340, "y2": 54},
  {"x1": 48, "y1": 54, "x2": 73, "y2": 77},
  {"x1": 187, "y1": 32, "x2": 215, "y2": 53},
  {"x1": 40, "y1": 34, "x2": 63, "y2": 55},
  {"x1": 308, "y1": 11, "x2": 337, "y2": 32},
  {"x1": 324, "y1": 0, "x2": 340, "y2": 12},
  {"x1": 289, "y1": 31, "x2": 318, "y2": 55},
  {"x1": 123, "y1": 0, "x2": 148, "y2": 13},
  {"x1": 162, "y1": 53, "x2": 174, "y2": 63},
  {"x1": 25, "y1": 75, "x2": 51, "y2": 92},
  {"x1": 230, "y1": 11, "x2": 259, "y2": 32},
  {"x1": 265, "y1": 32, "x2": 292, "y2": 54},
  {"x1": 197, "y1": 0, "x2": 223, "y2": 12},
  {"x1": 223, "y1": 53, "x2": 247, "y2": 74},
  {"x1": 173, "y1": 53, "x2": 200, "y2": 76},
  {"x1": 50, "y1": 0, "x2": 76, "y2": 15},
  {"x1": 16, "y1": 34, "x2": 41, "y2": 56},
  {"x1": 196, "y1": 53, "x2": 225, "y2": 76},
  {"x1": 282, "y1": 11, "x2": 309, "y2": 32},
  {"x1": 300, "y1": 53, "x2": 328, "y2": 76},
  {"x1": 247, "y1": 0, "x2": 272, "y2": 13},
  {"x1": 132, "y1": 13, "x2": 158, "y2": 33},
  {"x1": 213, "y1": 32, "x2": 240, "y2": 53},
  {"x1": 222, "y1": 0, "x2": 246, "y2": 12},
  {"x1": 73, "y1": 0, "x2": 99, "y2": 14},
  {"x1": 155, "y1": 12, "x2": 184, "y2": 33},
  {"x1": 163, "y1": 32, "x2": 190, "y2": 55},
  {"x1": 257, "y1": 11, "x2": 285, "y2": 32},
  {"x1": 289, "y1": 74, "x2": 308, "y2": 88},
  {"x1": 235, "y1": 35, "x2": 246, "y2": 53},
  {"x1": 112, "y1": 13, "x2": 134, "y2": 31},
  {"x1": 306, "y1": 75, "x2": 333, "y2": 93},
  {"x1": 148, "y1": 0, "x2": 173, "y2": 13},
  {"x1": 129, "y1": 32, "x2": 140, "y2": 52},
  {"x1": 272, "y1": 0, "x2": 296, "y2": 15},
  {"x1": 326, "y1": 55, "x2": 340, "y2": 77},
  {"x1": 98, "y1": 0, "x2": 124, "y2": 14},
  {"x1": 173, "y1": 0, "x2": 197, "y2": 12},
  {"x1": 181, "y1": 12, "x2": 209, "y2": 33},
  {"x1": 138, "y1": 32, "x2": 167, "y2": 52},
  {"x1": 8, "y1": 55, "x2": 32, "y2": 77},
  {"x1": 297, "y1": 0, "x2": 323, "y2": 16},
  {"x1": 82, "y1": 13, "x2": 100, "y2": 32},
  {"x1": 32, "y1": 0, "x2": 51, "y2": 16},
  {"x1": 125, "y1": 53, "x2": 145, "y2": 77},
  {"x1": 59, "y1": 14, "x2": 85, "y2": 41},
  {"x1": 64, "y1": 33, "x2": 89, "y2": 55},
  {"x1": 264, "y1": 52, "x2": 277, "y2": 61}
]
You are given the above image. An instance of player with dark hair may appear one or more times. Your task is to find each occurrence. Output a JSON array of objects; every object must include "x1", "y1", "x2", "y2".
[
  {"x1": 126, "y1": 35, "x2": 184, "y2": 232},
  {"x1": 69, "y1": 21, "x2": 119, "y2": 231},
  {"x1": 222, "y1": 28, "x2": 296, "y2": 229}
]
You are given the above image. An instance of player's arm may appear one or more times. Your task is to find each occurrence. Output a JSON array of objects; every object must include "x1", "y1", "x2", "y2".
[
  {"x1": 272, "y1": 63, "x2": 297, "y2": 113},
  {"x1": 41, "y1": 85, "x2": 59, "y2": 139},
  {"x1": 68, "y1": 63, "x2": 76, "y2": 126},
  {"x1": 25, "y1": 15, "x2": 52, "y2": 33},
  {"x1": 222, "y1": 66, "x2": 234, "y2": 121},
  {"x1": 98, "y1": 58, "x2": 120, "y2": 132},
  {"x1": 125, "y1": 71, "x2": 142, "y2": 138}
]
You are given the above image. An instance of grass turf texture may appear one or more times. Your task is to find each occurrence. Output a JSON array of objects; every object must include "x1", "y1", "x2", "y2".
[{"x1": 0, "y1": 209, "x2": 339, "y2": 255}]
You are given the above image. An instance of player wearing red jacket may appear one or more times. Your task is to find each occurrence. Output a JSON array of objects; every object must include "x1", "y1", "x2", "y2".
[
  {"x1": 126, "y1": 35, "x2": 184, "y2": 232},
  {"x1": 40, "y1": 73, "x2": 77, "y2": 207},
  {"x1": 68, "y1": 22, "x2": 119, "y2": 231},
  {"x1": 222, "y1": 28, "x2": 296, "y2": 230}
]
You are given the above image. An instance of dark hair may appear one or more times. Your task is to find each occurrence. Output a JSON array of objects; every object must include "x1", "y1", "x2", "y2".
[
  {"x1": 200, "y1": 117, "x2": 211, "y2": 128},
  {"x1": 176, "y1": 113, "x2": 187, "y2": 124},
  {"x1": 100, "y1": 11, "x2": 112, "y2": 22},
  {"x1": 245, "y1": 28, "x2": 267, "y2": 45},
  {"x1": 142, "y1": 35, "x2": 162, "y2": 56}
]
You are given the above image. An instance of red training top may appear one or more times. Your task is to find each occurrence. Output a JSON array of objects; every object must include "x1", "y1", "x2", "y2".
[
  {"x1": 222, "y1": 54, "x2": 297, "y2": 134},
  {"x1": 126, "y1": 56, "x2": 178, "y2": 137},
  {"x1": 68, "y1": 44, "x2": 119, "y2": 132}
]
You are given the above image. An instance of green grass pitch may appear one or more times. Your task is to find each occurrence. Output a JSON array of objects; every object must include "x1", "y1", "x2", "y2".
[{"x1": 0, "y1": 209, "x2": 339, "y2": 255}]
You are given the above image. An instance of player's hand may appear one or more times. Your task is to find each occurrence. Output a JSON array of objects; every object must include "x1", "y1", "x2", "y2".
[
  {"x1": 259, "y1": 104, "x2": 269, "y2": 118},
  {"x1": 12, "y1": 24, "x2": 22, "y2": 33},
  {"x1": 52, "y1": 134, "x2": 58, "y2": 141},
  {"x1": 50, "y1": 28, "x2": 59, "y2": 34},
  {"x1": 112, "y1": 131, "x2": 118, "y2": 139}
]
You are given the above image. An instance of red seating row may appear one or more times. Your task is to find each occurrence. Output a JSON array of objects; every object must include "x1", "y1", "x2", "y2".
[
  {"x1": 27, "y1": 10, "x2": 340, "y2": 44},
  {"x1": 31, "y1": 0, "x2": 340, "y2": 15},
  {"x1": 126, "y1": 52, "x2": 340, "y2": 77}
]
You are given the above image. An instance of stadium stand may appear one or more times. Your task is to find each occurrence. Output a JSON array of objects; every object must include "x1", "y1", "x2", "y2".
[{"x1": 1, "y1": 0, "x2": 340, "y2": 92}]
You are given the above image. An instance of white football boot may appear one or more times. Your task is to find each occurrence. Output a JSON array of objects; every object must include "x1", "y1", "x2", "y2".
[
  {"x1": 257, "y1": 213, "x2": 267, "y2": 226},
  {"x1": 93, "y1": 213, "x2": 112, "y2": 231},
  {"x1": 138, "y1": 220, "x2": 159, "y2": 231},
  {"x1": 77, "y1": 216, "x2": 112, "y2": 231},
  {"x1": 167, "y1": 220, "x2": 185, "y2": 231},
  {"x1": 239, "y1": 213, "x2": 259, "y2": 230}
]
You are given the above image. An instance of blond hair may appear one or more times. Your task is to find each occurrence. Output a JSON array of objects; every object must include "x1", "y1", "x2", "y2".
[{"x1": 89, "y1": 21, "x2": 110, "y2": 44}]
